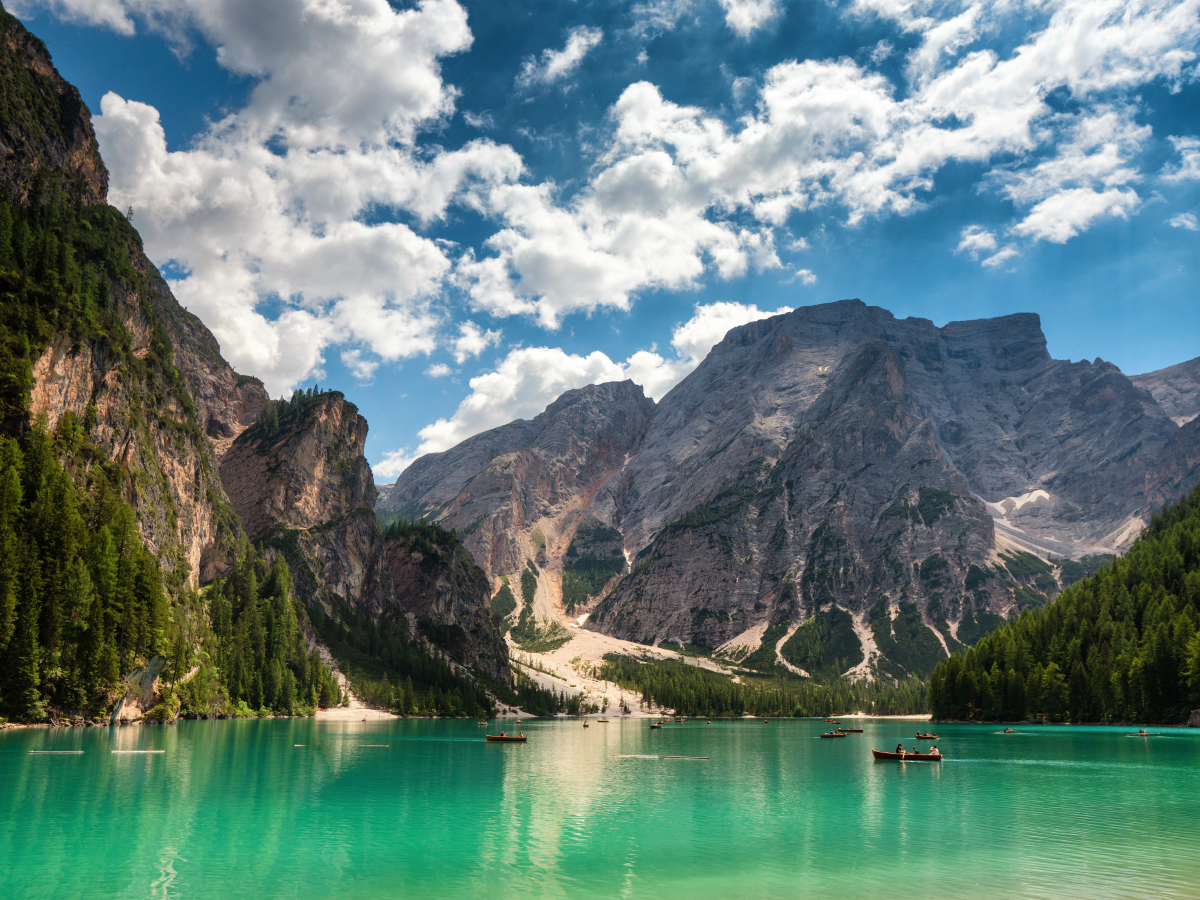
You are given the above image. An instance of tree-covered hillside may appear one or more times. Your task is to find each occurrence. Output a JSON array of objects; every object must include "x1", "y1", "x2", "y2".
[
  {"x1": 930, "y1": 484, "x2": 1200, "y2": 724},
  {"x1": 0, "y1": 421, "x2": 339, "y2": 722}
]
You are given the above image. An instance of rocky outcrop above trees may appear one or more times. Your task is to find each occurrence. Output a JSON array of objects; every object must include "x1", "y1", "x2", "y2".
[
  {"x1": 383, "y1": 522, "x2": 510, "y2": 686},
  {"x1": 0, "y1": 7, "x2": 108, "y2": 205},
  {"x1": 380, "y1": 380, "x2": 656, "y2": 631},
  {"x1": 220, "y1": 391, "x2": 394, "y2": 619}
]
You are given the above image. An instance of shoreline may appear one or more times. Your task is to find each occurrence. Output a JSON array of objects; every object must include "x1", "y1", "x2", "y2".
[{"x1": 5, "y1": 711, "x2": 1197, "y2": 729}]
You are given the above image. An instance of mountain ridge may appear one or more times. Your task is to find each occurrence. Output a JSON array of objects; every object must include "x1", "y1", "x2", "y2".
[{"x1": 385, "y1": 298, "x2": 1199, "y2": 680}]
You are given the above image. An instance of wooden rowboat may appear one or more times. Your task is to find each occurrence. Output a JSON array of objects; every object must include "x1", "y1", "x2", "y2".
[
  {"x1": 485, "y1": 734, "x2": 527, "y2": 742},
  {"x1": 915, "y1": 733, "x2": 938, "y2": 740},
  {"x1": 820, "y1": 731, "x2": 847, "y2": 739},
  {"x1": 837, "y1": 726, "x2": 864, "y2": 733},
  {"x1": 872, "y1": 749, "x2": 941, "y2": 761}
]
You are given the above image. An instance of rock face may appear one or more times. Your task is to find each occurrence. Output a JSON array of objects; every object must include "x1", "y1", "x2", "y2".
[
  {"x1": 2, "y1": 6, "x2": 509, "y2": 707},
  {"x1": 220, "y1": 392, "x2": 394, "y2": 619},
  {"x1": 4, "y1": 8, "x2": 262, "y2": 585},
  {"x1": 383, "y1": 527, "x2": 511, "y2": 686},
  {"x1": 380, "y1": 380, "x2": 655, "y2": 622},
  {"x1": 1145, "y1": 416, "x2": 1200, "y2": 512},
  {"x1": 108, "y1": 657, "x2": 167, "y2": 725},
  {"x1": 1134, "y1": 355, "x2": 1200, "y2": 426},
  {"x1": 0, "y1": 7, "x2": 108, "y2": 205},
  {"x1": 386, "y1": 299, "x2": 1198, "y2": 678},
  {"x1": 220, "y1": 392, "x2": 510, "y2": 683}
]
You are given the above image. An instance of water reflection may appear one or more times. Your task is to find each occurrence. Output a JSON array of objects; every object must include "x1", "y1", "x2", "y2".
[{"x1": 0, "y1": 719, "x2": 1197, "y2": 899}]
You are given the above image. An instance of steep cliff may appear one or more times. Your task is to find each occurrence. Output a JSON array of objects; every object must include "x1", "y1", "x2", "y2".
[
  {"x1": 220, "y1": 390, "x2": 393, "y2": 618},
  {"x1": 381, "y1": 380, "x2": 655, "y2": 628},
  {"x1": 0, "y1": 5, "x2": 267, "y2": 587},
  {"x1": 382, "y1": 520, "x2": 510, "y2": 685},
  {"x1": 386, "y1": 299, "x2": 1195, "y2": 680},
  {"x1": 1134, "y1": 355, "x2": 1200, "y2": 426},
  {"x1": 0, "y1": 7, "x2": 106, "y2": 206}
]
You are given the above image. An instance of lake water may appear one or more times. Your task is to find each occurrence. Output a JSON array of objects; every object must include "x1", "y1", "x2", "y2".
[{"x1": 2, "y1": 718, "x2": 1197, "y2": 899}]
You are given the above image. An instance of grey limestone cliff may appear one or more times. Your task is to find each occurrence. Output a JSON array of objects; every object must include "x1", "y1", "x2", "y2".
[
  {"x1": 384, "y1": 299, "x2": 1197, "y2": 679},
  {"x1": 380, "y1": 380, "x2": 655, "y2": 624},
  {"x1": 1134, "y1": 355, "x2": 1200, "y2": 426}
]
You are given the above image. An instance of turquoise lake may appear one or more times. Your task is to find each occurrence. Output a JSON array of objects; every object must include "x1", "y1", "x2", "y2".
[{"x1": 2, "y1": 718, "x2": 1197, "y2": 899}]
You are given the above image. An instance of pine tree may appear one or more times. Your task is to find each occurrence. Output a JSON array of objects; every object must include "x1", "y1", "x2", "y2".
[
  {"x1": 6, "y1": 556, "x2": 43, "y2": 720},
  {"x1": 0, "y1": 460, "x2": 22, "y2": 651}
]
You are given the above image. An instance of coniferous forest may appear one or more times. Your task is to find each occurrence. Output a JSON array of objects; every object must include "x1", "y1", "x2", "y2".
[
  {"x1": 930, "y1": 483, "x2": 1200, "y2": 724},
  {"x1": 0, "y1": 172, "x2": 341, "y2": 722}
]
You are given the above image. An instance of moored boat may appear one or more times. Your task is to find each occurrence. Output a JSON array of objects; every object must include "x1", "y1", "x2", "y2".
[
  {"x1": 485, "y1": 734, "x2": 527, "y2": 742},
  {"x1": 871, "y1": 748, "x2": 941, "y2": 761}
]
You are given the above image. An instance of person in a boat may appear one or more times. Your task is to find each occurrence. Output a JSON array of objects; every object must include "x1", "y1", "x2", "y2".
[
  {"x1": 500, "y1": 731, "x2": 507, "y2": 737},
  {"x1": 518, "y1": 732, "x2": 524, "y2": 739},
  {"x1": 896, "y1": 743, "x2": 904, "y2": 754},
  {"x1": 929, "y1": 745, "x2": 939, "y2": 756}
]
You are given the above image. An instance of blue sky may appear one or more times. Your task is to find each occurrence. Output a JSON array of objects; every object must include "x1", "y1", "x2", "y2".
[{"x1": 12, "y1": 0, "x2": 1200, "y2": 479}]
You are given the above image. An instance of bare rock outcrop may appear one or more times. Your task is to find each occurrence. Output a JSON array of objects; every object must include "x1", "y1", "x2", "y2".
[
  {"x1": 383, "y1": 299, "x2": 1197, "y2": 678},
  {"x1": 382, "y1": 380, "x2": 655, "y2": 584},
  {"x1": 1133, "y1": 355, "x2": 1200, "y2": 426},
  {"x1": 220, "y1": 392, "x2": 394, "y2": 619}
]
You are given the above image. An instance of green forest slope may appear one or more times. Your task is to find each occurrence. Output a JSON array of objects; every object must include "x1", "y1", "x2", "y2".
[{"x1": 930, "y1": 484, "x2": 1200, "y2": 724}]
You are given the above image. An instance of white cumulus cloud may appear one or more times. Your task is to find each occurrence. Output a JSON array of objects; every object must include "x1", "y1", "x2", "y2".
[
  {"x1": 717, "y1": 0, "x2": 783, "y2": 36},
  {"x1": 1163, "y1": 136, "x2": 1200, "y2": 182},
  {"x1": 379, "y1": 299, "x2": 793, "y2": 472},
  {"x1": 451, "y1": 321, "x2": 502, "y2": 364},
  {"x1": 516, "y1": 26, "x2": 603, "y2": 88},
  {"x1": 1168, "y1": 212, "x2": 1199, "y2": 230},
  {"x1": 74, "y1": 0, "x2": 524, "y2": 395}
]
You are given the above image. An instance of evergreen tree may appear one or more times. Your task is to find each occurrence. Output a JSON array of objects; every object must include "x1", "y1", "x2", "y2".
[{"x1": 930, "y1": 483, "x2": 1200, "y2": 724}]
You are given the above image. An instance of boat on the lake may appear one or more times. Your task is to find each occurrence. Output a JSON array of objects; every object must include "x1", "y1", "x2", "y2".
[
  {"x1": 650, "y1": 722, "x2": 663, "y2": 729},
  {"x1": 915, "y1": 732, "x2": 938, "y2": 740},
  {"x1": 485, "y1": 734, "x2": 527, "y2": 743},
  {"x1": 837, "y1": 726, "x2": 864, "y2": 733},
  {"x1": 597, "y1": 719, "x2": 610, "y2": 723},
  {"x1": 820, "y1": 731, "x2": 847, "y2": 739},
  {"x1": 871, "y1": 748, "x2": 941, "y2": 761}
]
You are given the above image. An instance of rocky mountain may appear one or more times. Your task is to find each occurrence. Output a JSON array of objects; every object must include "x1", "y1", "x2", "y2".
[
  {"x1": 0, "y1": 6, "x2": 506, "y2": 719},
  {"x1": 382, "y1": 520, "x2": 510, "y2": 686},
  {"x1": 380, "y1": 380, "x2": 654, "y2": 624},
  {"x1": 386, "y1": 299, "x2": 1199, "y2": 680},
  {"x1": 219, "y1": 388, "x2": 511, "y2": 688},
  {"x1": 3, "y1": 5, "x2": 261, "y2": 587},
  {"x1": 219, "y1": 390, "x2": 393, "y2": 617},
  {"x1": 1134, "y1": 355, "x2": 1200, "y2": 426}
]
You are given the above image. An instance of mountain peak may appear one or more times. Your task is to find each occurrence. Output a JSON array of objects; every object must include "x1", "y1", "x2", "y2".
[{"x1": 0, "y1": 7, "x2": 108, "y2": 205}]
